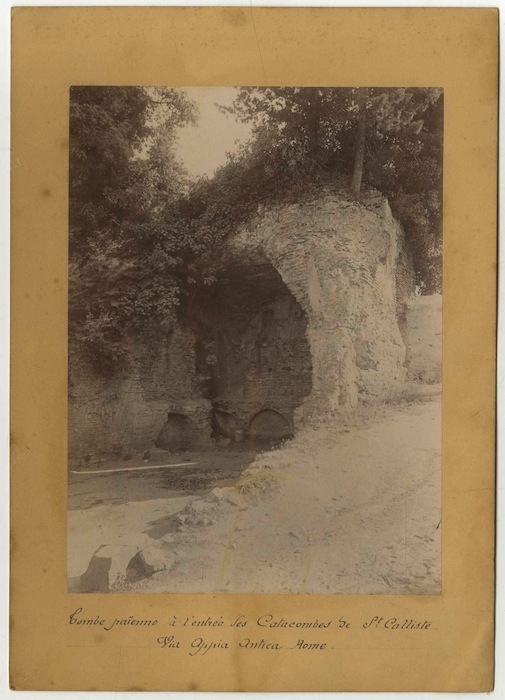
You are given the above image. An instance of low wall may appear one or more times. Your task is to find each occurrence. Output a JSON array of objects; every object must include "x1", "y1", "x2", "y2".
[{"x1": 404, "y1": 294, "x2": 442, "y2": 383}]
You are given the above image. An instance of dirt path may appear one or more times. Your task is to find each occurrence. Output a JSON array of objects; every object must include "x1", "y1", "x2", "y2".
[{"x1": 107, "y1": 394, "x2": 441, "y2": 595}]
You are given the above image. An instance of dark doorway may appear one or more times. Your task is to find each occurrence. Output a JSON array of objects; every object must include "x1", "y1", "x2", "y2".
[
  {"x1": 191, "y1": 259, "x2": 313, "y2": 441},
  {"x1": 249, "y1": 409, "x2": 292, "y2": 441}
]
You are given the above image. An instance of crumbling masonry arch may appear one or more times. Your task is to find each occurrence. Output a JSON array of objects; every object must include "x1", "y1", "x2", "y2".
[
  {"x1": 68, "y1": 190, "x2": 416, "y2": 462},
  {"x1": 190, "y1": 255, "x2": 313, "y2": 443}
]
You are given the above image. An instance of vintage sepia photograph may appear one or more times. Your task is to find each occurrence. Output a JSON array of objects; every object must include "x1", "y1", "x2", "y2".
[{"x1": 67, "y1": 86, "x2": 443, "y2": 595}]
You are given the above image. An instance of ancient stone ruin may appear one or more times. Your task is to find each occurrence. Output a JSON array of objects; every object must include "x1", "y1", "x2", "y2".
[{"x1": 68, "y1": 189, "x2": 441, "y2": 463}]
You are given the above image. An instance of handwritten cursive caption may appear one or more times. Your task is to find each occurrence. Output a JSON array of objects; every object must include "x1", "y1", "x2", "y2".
[{"x1": 69, "y1": 608, "x2": 434, "y2": 655}]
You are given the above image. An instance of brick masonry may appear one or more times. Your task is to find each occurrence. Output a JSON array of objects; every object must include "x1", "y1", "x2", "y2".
[{"x1": 68, "y1": 189, "x2": 441, "y2": 462}]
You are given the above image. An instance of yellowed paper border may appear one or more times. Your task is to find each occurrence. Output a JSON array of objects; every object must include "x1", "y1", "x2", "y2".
[{"x1": 10, "y1": 7, "x2": 497, "y2": 691}]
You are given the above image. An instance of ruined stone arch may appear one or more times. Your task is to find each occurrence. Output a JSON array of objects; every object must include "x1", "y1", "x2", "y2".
[
  {"x1": 230, "y1": 191, "x2": 415, "y2": 416},
  {"x1": 190, "y1": 253, "x2": 313, "y2": 442},
  {"x1": 68, "y1": 190, "x2": 417, "y2": 462}
]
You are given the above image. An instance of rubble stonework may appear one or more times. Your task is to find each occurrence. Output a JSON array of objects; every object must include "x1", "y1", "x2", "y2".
[
  {"x1": 404, "y1": 294, "x2": 442, "y2": 383},
  {"x1": 68, "y1": 324, "x2": 212, "y2": 462},
  {"x1": 230, "y1": 190, "x2": 416, "y2": 417},
  {"x1": 69, "y1": 189, "x2": 441, "y2": 462}
]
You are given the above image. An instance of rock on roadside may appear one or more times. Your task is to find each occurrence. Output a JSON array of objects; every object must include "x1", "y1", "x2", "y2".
[{"x1": 80, "y1": 543, "x2": 175, "y2": 592}]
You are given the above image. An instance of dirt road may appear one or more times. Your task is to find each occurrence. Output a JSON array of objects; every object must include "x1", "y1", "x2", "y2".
[{"x1": 69, "y1": 394, "x2": 441, "y2": 595}]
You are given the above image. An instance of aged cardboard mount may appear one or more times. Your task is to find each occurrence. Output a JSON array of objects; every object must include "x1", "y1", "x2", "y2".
[{"x1": 10, "y1": 7, "x2": 497, "y2": 692}]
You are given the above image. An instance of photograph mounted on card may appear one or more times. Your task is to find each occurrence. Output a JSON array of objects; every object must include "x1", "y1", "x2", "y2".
[
  {"x1": 10, "y1": 6, "x2": 497, "y2": 692},
  {"x1": 68, "y1": 84, "x2": 443, "y2": 597}
]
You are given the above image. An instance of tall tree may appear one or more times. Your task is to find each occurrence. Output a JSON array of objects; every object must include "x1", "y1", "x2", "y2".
[
  {"x1": 350, "y1": 91, "x2": 368, "y2": 197},
  {"x1": 222, "y1": 86, "x2": 443, "y2": 291},
  {"x1": 348, "y1": 87, "x2": 439, "y2": 198},
  {"x1": 69, "y1": 86, "x2": 197, "y2": 372}
]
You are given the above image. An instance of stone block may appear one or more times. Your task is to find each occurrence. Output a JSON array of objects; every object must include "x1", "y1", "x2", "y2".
[
  {"x1": 131, "y1": 547, "x2": 174, "y2": 578},
  {"x1": 80, "y1": 543, "x2": 175, "y2": 592},
  {"x1": 80, "y1": 544, "x2": 140, "y2": 593}
]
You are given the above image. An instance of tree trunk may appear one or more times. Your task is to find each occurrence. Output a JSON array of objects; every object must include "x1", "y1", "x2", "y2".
[{"x1": 350, "y1": 107, "x2": 366, "y2": 198}]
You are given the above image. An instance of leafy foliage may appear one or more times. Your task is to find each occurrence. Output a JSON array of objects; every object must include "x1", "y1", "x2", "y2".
[
  {"x1": 70, "y1": 86, "x2": 443, "y2": 376},
  {"x1": 69, "y1": 86, "x2": 196, "y2": 372},
  {"x1": 217, "y1": 87, "x2": 443, "y2": 291}
]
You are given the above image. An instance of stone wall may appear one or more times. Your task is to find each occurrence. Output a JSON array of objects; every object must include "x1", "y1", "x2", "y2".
[
  {"x1": 404, "y1": 294, "x2": 442, "y2": 383},
  {"x1": 68, "y1": 188, "x2": 424, "y2": 461},
  {"x1": 68, "y1": 325, "x2": 211, "y2": 464},
  {"x1": 231, "y1": 189, "x2": 416, "y2": 418}
]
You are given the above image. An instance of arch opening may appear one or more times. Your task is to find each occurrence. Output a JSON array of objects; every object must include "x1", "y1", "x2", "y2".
[
  {"x1": 249, "y1": 409, "x2": 292, "y2": 443},
  {"x1": 190, "y1": 257, "x2": 313, "y2": 446}
]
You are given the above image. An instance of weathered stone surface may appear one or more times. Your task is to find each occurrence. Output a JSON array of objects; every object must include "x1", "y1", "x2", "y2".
[
  {"x1": 405, "y1": 294, "x2": 442, "y2": 383},
  {"x1": 69, "y1": 325, "x2": 212, "y2": 463},
  {"x1": 133, "y1": 547, "x2": 174, "y2": 577},
  {"x1": 80, "y1": 544, "x2": 175, "y2": 592},
  {"x1": 191, "y1": 257, "x2": 312, "y2": 441},
  {"x1": 80, "y1": 544, "x2": 140, "y2": 593},
  {"x1": 69, "y1": 188, "x2": 426, "y2": 461},
  {"x1": 231, "y1": 188, "x2": 416, "y2": 416},
  {"x1": 215, "y1": 436, "x2": 231, "y2": 447}
]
